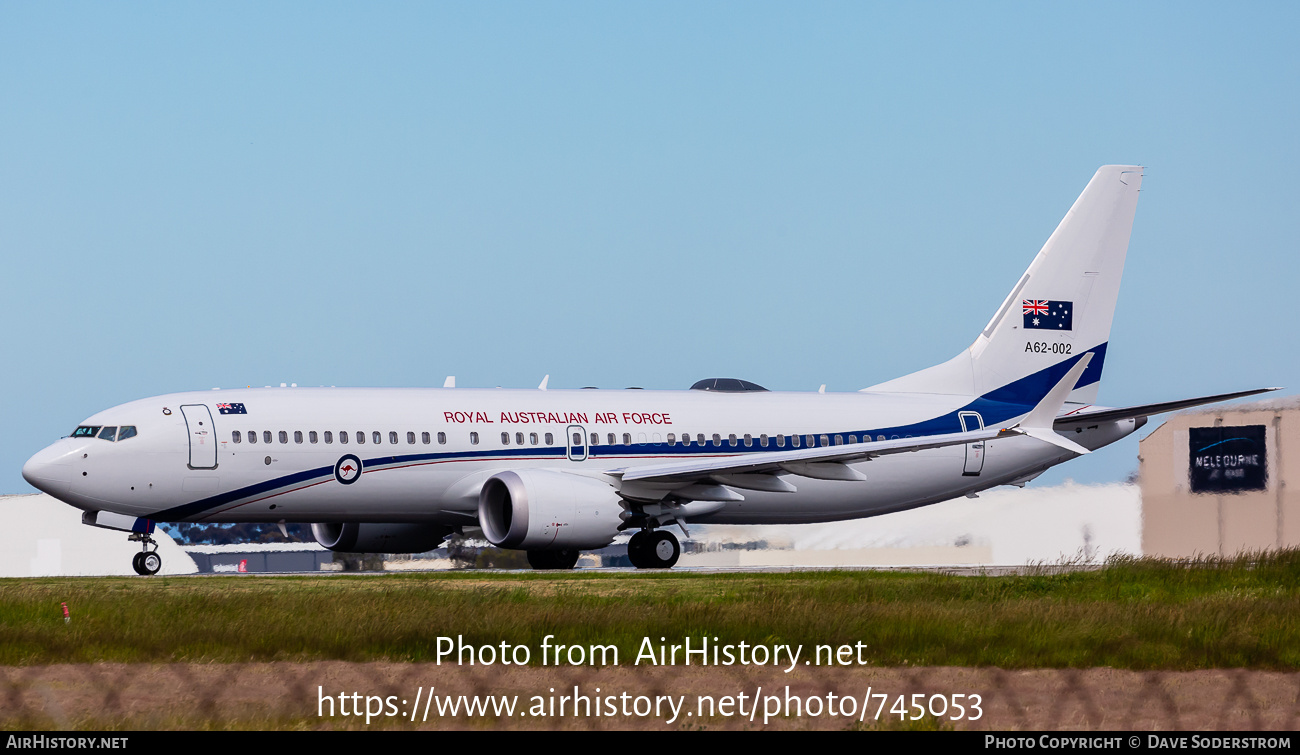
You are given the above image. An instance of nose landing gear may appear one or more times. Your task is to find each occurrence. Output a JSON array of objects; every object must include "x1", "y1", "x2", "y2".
[
  {"x1": 627, "y1": 529, "x2": 680, "y2": 569},
  {"x1": 129, "y1": 533, "x2": 162, "y2": 576}
]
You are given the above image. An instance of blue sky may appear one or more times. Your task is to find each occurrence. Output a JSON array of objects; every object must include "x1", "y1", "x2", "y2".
[{"x1": 2, "y1": 2, "x2": 1297, "y2": 492}]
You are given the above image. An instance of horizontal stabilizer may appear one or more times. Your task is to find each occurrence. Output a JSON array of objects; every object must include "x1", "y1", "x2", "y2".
[
  {"x1": 1054, "y1": 388, "x2": 1282, "y2": 428},
  {"x1": 1013, "y1": 354, "x2": 1093, "y2": 455}
]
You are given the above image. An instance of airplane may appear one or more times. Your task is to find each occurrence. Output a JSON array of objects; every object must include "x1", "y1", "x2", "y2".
[{"x1": 22, "y1": 165, "x2": 1276, "y2": 574}]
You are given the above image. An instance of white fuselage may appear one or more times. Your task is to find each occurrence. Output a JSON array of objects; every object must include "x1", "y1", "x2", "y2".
[{"x1": 22, "y1": 385, "x2": 1138, "y2": 527}]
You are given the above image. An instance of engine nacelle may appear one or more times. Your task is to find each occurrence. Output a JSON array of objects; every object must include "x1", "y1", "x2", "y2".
[
  {"x1": 311, "y1": 522, "x2": 451, "y2": 553},
  {"x1": 478, "y1": 469, "x2": 624, "y2": 550}
]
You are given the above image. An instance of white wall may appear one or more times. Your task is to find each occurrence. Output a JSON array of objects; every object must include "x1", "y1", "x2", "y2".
[
  {"x1": 696, "y1": 482, "x2": 1142, "y2": 565},
  {"x1": 0, "y1": 494, "x2": 197, "y2": 577}
]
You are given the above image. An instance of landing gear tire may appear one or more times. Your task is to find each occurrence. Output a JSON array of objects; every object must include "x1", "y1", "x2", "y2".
[
  {"x1": 629, "y1": 530, "x2": 679, "y2": 569},
  {"x1": 527, "y1": 548, "x2": 580, "y2": 570},
  {"x1": 130, "y1": 533, "x2": 162, "y2": 576},
  {"x1": 141, "y1": 551, "x2": 162, "y2": 575}
]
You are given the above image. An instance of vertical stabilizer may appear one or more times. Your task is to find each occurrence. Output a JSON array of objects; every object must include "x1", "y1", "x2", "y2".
[{"x1": 869, "y1": 165, "x2": 1142, "y2": 406}]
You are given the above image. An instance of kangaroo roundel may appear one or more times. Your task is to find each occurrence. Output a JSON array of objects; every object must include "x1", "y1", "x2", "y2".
[{"x1": 334, "y1": 454, "x2": 363, "y2": 485}]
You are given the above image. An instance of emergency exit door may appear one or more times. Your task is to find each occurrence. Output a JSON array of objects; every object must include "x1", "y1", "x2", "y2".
[
  {"x1": 958, "y1": 411, "x2": 985, "y2": 476},
  {"x1": 566, "y1": 425, "x2": 588, "y2": 462},
  {"x1": 181, "y1": 404, "x2": 218, "y2": 470}
]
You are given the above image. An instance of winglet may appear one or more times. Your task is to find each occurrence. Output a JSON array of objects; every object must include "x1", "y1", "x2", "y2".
[
  {"x1": 1016, "y1": 354, "x2": 1093, "y2": 455},
  {"x1": 538, "y1": 375, "x2": 550, "y2": 391}
]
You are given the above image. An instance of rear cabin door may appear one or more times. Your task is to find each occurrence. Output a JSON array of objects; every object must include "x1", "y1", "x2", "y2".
[
  {"x1": 958, "y1": 411, "x2": 985, "y2": 476},
  {"x1": 181, "y1": 404, "x2": 219, "y2": 470}
]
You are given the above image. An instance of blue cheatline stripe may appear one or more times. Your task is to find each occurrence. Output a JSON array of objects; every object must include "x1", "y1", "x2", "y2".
[{"x1": 152, "y1": 344, "x2": 1106, "y2": 521}]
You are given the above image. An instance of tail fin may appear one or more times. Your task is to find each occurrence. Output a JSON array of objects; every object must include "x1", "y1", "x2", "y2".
[{"x1": 869, "y1": 164, "x2": 1143, "y2": 406}]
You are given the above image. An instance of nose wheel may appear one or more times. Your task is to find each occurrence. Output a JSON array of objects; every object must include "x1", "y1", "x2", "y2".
[
  {"x1": 627, "y1": 529, "x2": 680, "y2": 569},
  {"x1": 129, "y1": 534, "x2": 162, "y2": 576}
]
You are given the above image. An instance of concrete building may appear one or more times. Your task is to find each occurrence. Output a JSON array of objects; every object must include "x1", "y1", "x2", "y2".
[{"x1": 1140, "y1": 395, "x2": 1299, "y2": 557}]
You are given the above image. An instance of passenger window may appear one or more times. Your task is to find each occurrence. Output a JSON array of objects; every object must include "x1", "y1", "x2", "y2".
[
  {"x1": 834, "y1": 435, "x2": 842, "y2": 445},
  {"x1": 776, "y1": 434, "x2": 785, "y2": 448},
  {"x1": 118, "y1": 426, "x2": 137, "y2": 441},
  {"x1": 264, "y1": 431, "x2": 273, "y2": 444},
  {"x1": 515, "y1": 432, "x2": 524, "y2": 446},
  {"x1": 232, "y1": 430, "x2": 242, "y2": 443},
  {"x1": 294, "y1": 431, "x2": 303, "y2": 444},
  {"x1": 807, "y1": 435, "x2": 817, "y2": 447},
  {"x1": 99, "y1": 426, "x2": 117, "y2": 441},
  {"x1": 607, "y1": 433, "x2": 615, "y2": 445},
  {"x1": 501, "y1": 432, "x2": 510, "y2": 445},
  {"x1": 373, "y1": 431, "x2": 382, "y2": 445},
  {"x1": 248, "y1": 430, "x2": 257, "y2": 444},
  {"x1": 324, "y1": 431, "x2": 333, "y2": 444},
  {"x1": 623, "y1": 433, "x2": 632, "y2": 445},
  {"x1": 760, "y1": 434, "x2": 768, "y2": 447},
  {"x1": 680, "y1": 434, "x2": 691, "y2": 446},
  {"x1": 545, "y1": 433, "x2": 553, "y2": 445},
  {"x1": 879, "y1": 435, "x2": 887, "y2": 441},
  {"x1": 437, "y1": 432, "x2": 446, "y2": 445},
  {"x1": 470, "y1": 432, "x2": 479, "y2": 445},
  {"x1": 712, "y1": 434, "x2": 721, "y2": 447},
  {"x1": 388, "y1": 431, "x2": 397, "y2": 444},
  {"x1": 667, "y1": 433, "x2": 675, "y2": 444},
  {"x1": 792, "y1": 435, "x2": 800, "y2": 448},
  {"x1": 339, "y1": 431, "x2": 348, "y2": 444},
  {"x1": 407, "y1": 432, "x2": 415, "y2": 444},
  {"x1": 589, "y1": 433, "x2": 598, "y2": 446},
  {"x1": 279, "y1": 431, "x2": 288, "y2": 444},
  {"x1": 744, "y1": 434, "x2": 752, "y2": 447},
  {"x1": 530, "y1": 432, "x2": 538, "y2": 445},
  {"x1": 848, "y1": 435, "x2": 857, "y2": 444},
  {"x1": 356, "y1": 431, "x2": 365, "y2": 444},
  {"x1": 309, "y1": 431, "x2": 318, "y2": 444},
  {"x1": 421, "y1": 432, "x2": 430, "y2": 444},
  {"x1": 728, "y1": 434, "x2": 737, "y2": 447},
  {"x1": 572, "y1": 432, "x2": 581, "y2": 445}
]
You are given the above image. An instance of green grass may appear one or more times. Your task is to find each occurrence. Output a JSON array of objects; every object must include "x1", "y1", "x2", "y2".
[{"x1": 2, "y1": 550, "x2": 1298, "y2": 669}]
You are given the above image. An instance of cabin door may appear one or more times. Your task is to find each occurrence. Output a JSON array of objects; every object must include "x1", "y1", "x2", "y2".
[
  {"x1": 181, "y1": 404, "x2": 219, "y2": 470},
  {"x1": 958, "y1": 411, "x2": 985, "y2": 476}
]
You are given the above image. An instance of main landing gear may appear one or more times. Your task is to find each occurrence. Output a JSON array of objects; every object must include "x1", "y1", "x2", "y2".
[
  {"x1": 627, "y1": 529, "x2": 680, "y2": 569},
  {"x1": 129, "y1": 533, "x2": 162, "y2": 576},
  {"x1": 527, "y1": 548, "x2": 580, "y2": 570}
]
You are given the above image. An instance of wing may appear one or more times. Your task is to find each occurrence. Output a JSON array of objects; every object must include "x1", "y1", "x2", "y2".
[
  {"x1": 619, "y1": 355, "x2": 1097, "y2": 488},
  {"x1": 1053, "y1": 388, "x2": 1280, "y2": 429},
  {"x1": 616, "y1": 425, "x2": 1012, "y2": 485}
]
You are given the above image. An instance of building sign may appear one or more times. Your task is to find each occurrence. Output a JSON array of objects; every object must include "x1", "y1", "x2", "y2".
[{"x1": 1189, "y1": 425, "x2": 1267, "y2": 493}]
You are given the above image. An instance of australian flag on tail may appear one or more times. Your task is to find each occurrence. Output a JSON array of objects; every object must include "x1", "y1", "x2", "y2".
[{"x1": 1022, "y1": 300, "x2": 1073, "y2": 330}]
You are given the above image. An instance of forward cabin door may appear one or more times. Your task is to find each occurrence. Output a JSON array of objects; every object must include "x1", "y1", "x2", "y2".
[
  {"x1": 181, "y1": 404, "x2": 219, "y2": 470},
  {"x1": 566, "y1": 425, "x2": 588, "y2": 462},
  {"x1": 958, "y1": 411, "x2": 985, "y2": 476}
]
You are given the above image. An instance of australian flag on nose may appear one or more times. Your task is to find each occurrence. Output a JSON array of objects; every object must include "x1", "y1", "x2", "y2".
[{"x1": 1022, "y1": 300, "x2": 1073, "y2": 330}]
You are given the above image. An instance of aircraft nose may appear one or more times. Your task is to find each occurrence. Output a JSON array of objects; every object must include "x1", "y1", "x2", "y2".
[{"x1": 23, "y1": 443, "x2": 74, "y2": 498}]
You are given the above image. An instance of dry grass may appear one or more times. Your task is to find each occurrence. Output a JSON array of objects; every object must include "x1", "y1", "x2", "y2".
[{"x1": 1, "y1": 550, "x2": 1298, "y2": 669}]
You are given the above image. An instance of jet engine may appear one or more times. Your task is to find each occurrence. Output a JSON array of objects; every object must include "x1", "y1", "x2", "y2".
[
  {"x1": 478, "y1": 469, "x2": 624, "y2": 550},
  {"x1": 310, "y1": 522, "x2": 452, "y2": 553}
]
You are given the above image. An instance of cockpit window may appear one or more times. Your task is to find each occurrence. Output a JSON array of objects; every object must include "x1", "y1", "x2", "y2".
[
  {"x1": 118, "y1": 426, "x2": 137, "y2": 441},
  {"x1": 72, "y1": 426, "x2": 101, "y2": 438},
  {"x1": 99, "y1": 426, "x2": 118, "y2": 442}
]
